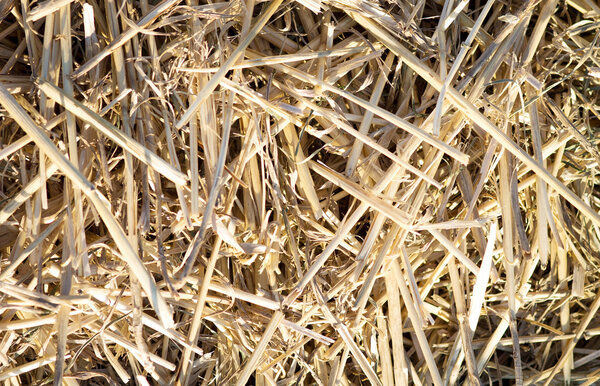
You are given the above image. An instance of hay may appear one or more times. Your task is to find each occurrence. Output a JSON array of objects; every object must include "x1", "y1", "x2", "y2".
[{"x1": 0, "y1": 0, "x2": 600, "y2": 384}]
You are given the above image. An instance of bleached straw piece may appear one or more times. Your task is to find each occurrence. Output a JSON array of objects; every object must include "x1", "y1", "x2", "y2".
[
  {"x1": 447, "y1": 222, "x2": 498, "y2": 384},
  {"x1": 0, "y1": 281, "x2": 88, "y2": 308},
  {"x1": 0, "y1": 135, "x2": 31, "y2": 160},
  {"x1": 469, "y1": 222, "x2": 498, "y2": 330},
  {"x1": 529, "y1": 98, "x2": 551, "y2": 269},
  {"x1": 385, "y1": 269, "x2": 408, "y2": 385},
  {"x1": 411, "y1": 219, "x2": 486, "y2": 230},
  {"x1": 522, "y1": 0, "x2": 560, "y2": 65},
  {"x1": 0, "y1": 82, "x2": 174, "y2": 329},
  {"x1": 0, "y1": 314, "x2": 57, "y2": 331},
  {"x1": 428, "y1": 229, "x2": 480, "y2": 276},
  {"x1": 36, "y1": 80, "x2": 188, "y2": 187},
  {"x1": 443, "y1": 0, "x2": 470, "y2": 30},
  {"x1": 28, "y1": 0, "x2": 74, "y2": 21}
]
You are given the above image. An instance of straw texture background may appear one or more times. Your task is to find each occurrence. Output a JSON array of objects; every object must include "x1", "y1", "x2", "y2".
[{"x1": 1, "y1": 0, "x2": 600, "y2": 384}]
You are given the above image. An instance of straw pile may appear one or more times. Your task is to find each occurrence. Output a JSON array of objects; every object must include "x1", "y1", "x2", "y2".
[{"x1": 1, "y1": 0, "x2": 600, "y2": 384}]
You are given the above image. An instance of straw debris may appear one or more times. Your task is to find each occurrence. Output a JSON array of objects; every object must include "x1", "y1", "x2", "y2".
[{"x1": 1, "y1": 0, "x2": 600, "y2": 384}]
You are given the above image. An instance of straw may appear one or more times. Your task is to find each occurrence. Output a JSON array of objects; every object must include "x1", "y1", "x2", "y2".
[{"x1": 2, "y1": 1, "x2": 600, "y2": 384}]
